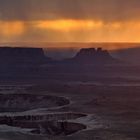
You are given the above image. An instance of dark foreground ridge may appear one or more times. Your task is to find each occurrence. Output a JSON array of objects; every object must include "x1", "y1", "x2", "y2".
[
  {"x1": 0, "y1": 113, "x2": 86, "y2": 136},
  {"x1": 0, "y1": 47, "x2": 52, "y2": 65},
  {"x1": 65, "y1": 48, "x2": 119, "y2": 65}
]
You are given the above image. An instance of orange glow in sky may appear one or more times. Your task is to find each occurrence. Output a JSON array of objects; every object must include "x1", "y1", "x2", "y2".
[
  {"x1": 2, "y1": 0, "x2": 140, "y2": 49},
  {"x1": 34, "y1": 20, "x2": 103, "y2": 31},
  {"x1": 0, "y1": 21, "x2": 25, "y2": 37},
  {"x1": 0, "y1": 19, "x2": 140, "y2": 44}
]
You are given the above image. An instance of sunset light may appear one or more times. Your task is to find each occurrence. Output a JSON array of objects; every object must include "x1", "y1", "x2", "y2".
[{"x1": 1, "y1": 1, "x2": 140, "y2": 139}]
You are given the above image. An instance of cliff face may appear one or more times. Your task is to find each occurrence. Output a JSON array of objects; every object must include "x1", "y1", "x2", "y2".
[
  {"x1": 67, "y1": 48, "x2": 118, "y2": 64},
  {"x1": 0, "y1": 47, "x2": 51, "y2": 65}
]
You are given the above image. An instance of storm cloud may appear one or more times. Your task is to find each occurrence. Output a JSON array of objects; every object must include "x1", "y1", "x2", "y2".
[
  {"x1": 0, "y1": 0, "x2": 140, "y2": 44},
  {"x1": 0, "y1": 0, "x2": 140, "y2": 22}
]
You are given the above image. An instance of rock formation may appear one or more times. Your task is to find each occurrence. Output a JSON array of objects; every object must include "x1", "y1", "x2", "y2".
[
  {"x1": 66, "y1": 48, "x2": 119, "y2": 65},
  {"x1": 0, "y1": 47, "x2": 51, "y2": 65}
]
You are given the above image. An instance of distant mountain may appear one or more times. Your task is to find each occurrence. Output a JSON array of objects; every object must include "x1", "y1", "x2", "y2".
[
  {"x1": 64, "y1": 48, "x2": 119, "y2": 65},
  {"x1": 0, "y1": 47, "x2": 52, "y2": 65},
  {"x1": 111, "y1": 47, "x2": 140, "y2": 65}
]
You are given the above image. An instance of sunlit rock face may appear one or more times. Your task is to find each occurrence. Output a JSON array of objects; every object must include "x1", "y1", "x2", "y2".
[
  {"x1": 67, "y1": 48, "x2": 119, "y2": 64},
  {"x1": 0, "y1": 94, "x2": 70, "y2": 112},
  {"x1": 0, "y1": 47, "x2": 51, "y2": 65}
]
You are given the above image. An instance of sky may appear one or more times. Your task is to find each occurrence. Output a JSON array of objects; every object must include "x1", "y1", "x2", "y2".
[{"x1": 1, "y1": 0, "x2": 140, "y2": 45}]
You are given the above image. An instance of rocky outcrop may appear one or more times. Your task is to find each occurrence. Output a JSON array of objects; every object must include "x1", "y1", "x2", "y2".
[
  {"x1": 0, "y1": 94, "x2": 70, "y2": 112},
  {"x1": 66, "y1": 48, "x2": 119, "y2": 65},
  {"x1": 0, "y1": 113, "x2": 86, "y2": 136},
  {"x1": 0, "y1": 47, "x2": 51, "y2": 65}
]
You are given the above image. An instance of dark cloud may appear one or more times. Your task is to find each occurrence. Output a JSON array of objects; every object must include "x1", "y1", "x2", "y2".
[{"x1": 0, "y1": 0, "x2": 140, "y2": 22}]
